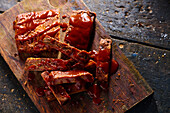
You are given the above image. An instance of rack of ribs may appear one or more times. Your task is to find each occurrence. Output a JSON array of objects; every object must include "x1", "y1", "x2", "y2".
[{"x1": 13, "y1": 9, "x2": 60, "y2": 59}]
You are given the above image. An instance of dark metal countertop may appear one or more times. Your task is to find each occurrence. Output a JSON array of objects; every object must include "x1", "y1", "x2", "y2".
[{"x1": 0, "y1": 0, "x2": 169, "y2": 113}]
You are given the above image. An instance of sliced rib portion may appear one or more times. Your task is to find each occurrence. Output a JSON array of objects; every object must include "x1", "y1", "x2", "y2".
[
  {"x1": 41, "y1": 71, "x2": 71, "y2": 105},
  {"x1": 44, "y1": 81, "x2": 87, "y2": 102},
  {"x1": 14, "y1": 9, "x2": 60, "y2": 35},
  {"x1": 24, "y1": 58, "x2": 96, "y2": 74},
  {"x1": 64, "y1": 10, "x2": 96, "y2": 50},
  {"x1": 43, "y1": 36, "x2": 90, "y2": 63},
  {"x1": 96, "y1": 39, "x2": 112, "y2": 82},
  {"x1": 41, "y1": 70, "x2": 94, "y2": 86},
  {"x1": 25, "y1": 58, "x2": 74, "y2": 71},
  {"x1": 13, "y1": 9, "x2": 60, "y2": 59}
]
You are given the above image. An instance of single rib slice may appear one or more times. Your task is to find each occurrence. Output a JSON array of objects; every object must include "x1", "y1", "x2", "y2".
[
  {"x1": 25, "y1": 58, "x2": 74, "y2": 71},
  {"x1": 41, "y1": 70, "x2": 94, "y2": 86},
  {"x1": 43, "y1": 36, "x2": 90, "y2": 63},
  {"x1": 24, "y1": 58, "x2": 96, "y2": 74},
  {"x1": 96, "y1": 39, "x2": 112, "y2": 82}
]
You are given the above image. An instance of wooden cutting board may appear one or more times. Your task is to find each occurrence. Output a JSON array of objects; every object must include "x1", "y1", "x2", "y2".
[{"x1": 0, "y1": 0, "x2": 153, "y2": 113}]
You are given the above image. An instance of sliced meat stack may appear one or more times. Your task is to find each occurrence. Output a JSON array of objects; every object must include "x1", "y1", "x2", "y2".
[
  {"x1": 13, "y1": 9, "x2": 118, "y2": 106},
  {"x1": 41, "y1": 71, "x2": 93, "y2": 104}
]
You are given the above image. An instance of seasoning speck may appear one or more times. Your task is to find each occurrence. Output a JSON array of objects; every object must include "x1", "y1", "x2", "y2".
[
  {"x1": 11, "y1": 89, "x2": 14, "y2": 92},
  {"x1": 24, "y1": 81, "x2": 27, "y2": 86},
  {"x1": 119, "y1": 43, "x2": 124, "y2": 49},
  {"x1": 130, "y1": 84, "x2": 134, "y2": 87}
]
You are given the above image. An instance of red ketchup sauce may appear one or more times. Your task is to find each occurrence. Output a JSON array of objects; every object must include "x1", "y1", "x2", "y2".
[{"x1": 110, "y1": 59, "x2": 119, "y2": 74}]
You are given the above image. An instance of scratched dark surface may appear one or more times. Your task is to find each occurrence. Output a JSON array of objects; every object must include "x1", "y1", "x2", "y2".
[{"x1": 0, "y1": 0, "x2": 169, "y2": 113}]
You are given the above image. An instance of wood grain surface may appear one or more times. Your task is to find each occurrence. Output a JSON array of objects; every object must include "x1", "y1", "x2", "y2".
[{"x1": 0, "y1": 0, "x2": 153, "y2": 113}]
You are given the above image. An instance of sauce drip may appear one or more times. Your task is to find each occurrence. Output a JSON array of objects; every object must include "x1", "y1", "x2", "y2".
[
  {"x1": 60, "y1": 23, "x2": 68, "y2": 28},
  {"x1": 14, "y1": 53, "x2": 18, "y2": 57},
  {"x1": 62, "y1": 15, "x2": 67, "y2": 19},
  {"x1": 98, "y1": 62, "x2": 109, "y2": 74},
  {"x1": 60, "y1": 23, "x2": 68, "y2": 32},
  {"x1": 87, "y1": 84, "x2": 101, "y2": 105},
  {"x1": 28, "y1": 72, "x2": 35, "y2": 81},
  {"x1": 99, "y1": 81, "x2": 108, "y2": 90},
  {"x1": 110, "y1": 59, "x2": 119, "y2": 74},
  {"x1": 89, "y1": 50, "x2": 98, "y2": 61},
  {"x1": 36, "y1": 87, "x2": 45, "y2": 96},
  {"x1": 97, "y1": 49, "x2": 110, "y2": 62}
]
